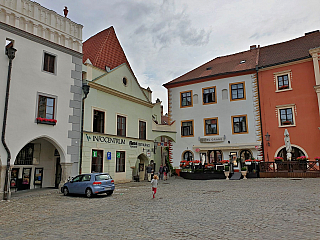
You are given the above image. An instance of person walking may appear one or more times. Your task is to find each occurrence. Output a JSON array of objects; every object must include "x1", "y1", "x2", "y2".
[
  {"x1": 159, "y1": 164, "x2": 164, "y2": 180},
  {"x1": 146, "y1": 164, "x2": 152, "y2": 182},
  {"x1": 151, "y1": 175, "x2": 159, "y2": 198},
  {"x1": 163, "y1": 165, "x2": 168, "y2": 181}
]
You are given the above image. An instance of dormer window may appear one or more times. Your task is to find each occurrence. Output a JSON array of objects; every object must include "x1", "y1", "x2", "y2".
[{"x1": 240, "y1": 60, "x2": 246, "y2": 64}]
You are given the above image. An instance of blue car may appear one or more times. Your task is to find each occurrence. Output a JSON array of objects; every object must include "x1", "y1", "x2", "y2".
[{"x1": 62, "y1": 173, "x2": 115, "y2": 198}]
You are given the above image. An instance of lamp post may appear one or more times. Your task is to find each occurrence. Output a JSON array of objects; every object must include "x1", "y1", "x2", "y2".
[
  {"x1": 2, "y1": 45, "x2": 17, "y2": 200},
  {"x1": 265, "y1": 132, "x2": 270, "y2": 161},
  {"x1": 79, "y1": 81, "x2": 90, "y2": 174}
]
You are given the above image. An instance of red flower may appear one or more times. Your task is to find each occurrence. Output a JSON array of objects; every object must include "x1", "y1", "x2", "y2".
[{"x1": 36, "y1": 117, "x2": 57, "y2": 123}]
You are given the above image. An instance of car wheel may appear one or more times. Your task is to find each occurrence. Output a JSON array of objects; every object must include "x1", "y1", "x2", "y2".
[
  {"x1": 63, "y1": 187, "x2": 69, "y2": 196},
  {"x1": 85, "y1": 188, "x2": 93, "y2": 198},
  {"x1": 107, "y1": 190, "x2": 113, "y2": 196}
]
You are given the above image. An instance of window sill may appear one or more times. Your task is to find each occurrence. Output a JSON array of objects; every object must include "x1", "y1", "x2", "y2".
[
  {"x1": 279, "y1": 124, "x2": 295, "y2": 128},
  {"x1": 275, "y1": 88, "x2": 292, "y2": 93},
  {"x1": 36, "y1": 119, "x2": 56, "y2": 126}
]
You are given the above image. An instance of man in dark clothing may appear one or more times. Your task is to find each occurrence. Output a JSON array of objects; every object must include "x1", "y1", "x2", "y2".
[
  {"x1": 146, "y1": 165, "x2": 152, "y2": 181},
  {"x1": 159, "y1": 165, "x2": 164, "y2": 180}
]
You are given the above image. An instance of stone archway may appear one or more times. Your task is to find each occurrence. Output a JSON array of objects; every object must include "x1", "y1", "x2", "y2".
[
  {"x1": 275, "y1": 145, "x2": 307, "y2": 161},
  {"x1": 11, "y1": 136, "x2": 66, "y2": 191},
  {"x1": 137, "y1": 153, "x2": 149, "y2": 181}
]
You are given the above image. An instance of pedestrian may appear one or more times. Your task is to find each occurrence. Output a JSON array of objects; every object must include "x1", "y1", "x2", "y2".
[
  {"x1": 146, "y1": 164, "x2": 152, "y2": 182},
  {"x1": 151, "y1": 175, "x2": 159, "y2": 198},
  {"x1": 159, "y1": 164, "x2": 163, "y2": 180},
  {"x1": 163, "y1": 165, "x2": 168, "y2": 181}
]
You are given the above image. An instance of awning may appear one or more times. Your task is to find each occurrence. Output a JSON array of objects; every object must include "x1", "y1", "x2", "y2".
[{"x1": 192, "y1": 142, "x2": 261, "y2": 151}]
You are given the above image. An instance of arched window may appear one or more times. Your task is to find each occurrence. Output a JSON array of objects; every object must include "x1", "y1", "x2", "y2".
[
  {"x1": 183, "y1": 151, "x2": 194, "y2": 161},
  {"x1": 240, "y1": 149, "x2": 252, "y2": 160},
  {"x1": 277, "y1": 146, "x2": 305, "y2": 161}
]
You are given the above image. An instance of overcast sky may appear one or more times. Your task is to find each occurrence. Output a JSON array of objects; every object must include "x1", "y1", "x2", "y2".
[{"x1": 37, "y1": 0, "x2": 320, "y2": 113}]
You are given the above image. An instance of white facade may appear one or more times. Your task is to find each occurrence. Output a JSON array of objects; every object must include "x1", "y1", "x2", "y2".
[
  {"x1": 0, "y1": 0, "x2": 83, "y2": 197},
  {"x1": 82, "y1": 63, "x2": 175, "y2": 182},
  {"x1": 168, "y1": 73, "x2": 261, "y2": 169}
]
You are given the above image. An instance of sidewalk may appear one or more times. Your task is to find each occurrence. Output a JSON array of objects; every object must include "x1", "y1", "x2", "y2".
[{"x1": 10, "y1": 187, "x2": 59, "y2": 199}]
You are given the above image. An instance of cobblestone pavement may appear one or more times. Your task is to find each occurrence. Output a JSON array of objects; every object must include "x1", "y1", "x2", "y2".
[{"x1": 1, "y1": 177, "x2": 320, "y2": 240}]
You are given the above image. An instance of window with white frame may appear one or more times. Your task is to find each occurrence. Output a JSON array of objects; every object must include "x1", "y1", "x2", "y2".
[
  {"x1": 274, "y1": 70, "x2": 292, "y2": 92},
  {"x1": 43, "y1": 52, "x2": 56, "y2": 74},
  {"x1": 117, "y1": 115, "x2": 126, "y2": 137},
  {"x1": 93, "y1": 110, "x2": 105, "y2": 133}
]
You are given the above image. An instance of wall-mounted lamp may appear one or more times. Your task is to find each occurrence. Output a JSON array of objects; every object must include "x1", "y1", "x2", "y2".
[
  {"x1": 265, "y1": 132, "x2": 270, "y2": 146},
  {"x1": 82, "y1": 82, "x2": 90, "y2": 99}
]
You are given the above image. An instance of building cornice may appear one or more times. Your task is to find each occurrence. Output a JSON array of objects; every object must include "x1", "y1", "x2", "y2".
[
  {"x1": 88, "y1": 82, "x2": 154, "y2": 108},
  {"x1": 258, "y1": 57, "x2": 311, "y2": 72},
  {"x1": 0, "y1": 22, "x2": 82, "y2": 58}
]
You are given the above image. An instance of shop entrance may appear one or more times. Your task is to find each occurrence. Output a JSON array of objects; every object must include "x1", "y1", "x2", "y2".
[
  {"x1": 137, "y1": 153, "x2": 149, "y2": 181},
  {"x1": 207, "y1": 150, "x2": 223, "y2": 163}
]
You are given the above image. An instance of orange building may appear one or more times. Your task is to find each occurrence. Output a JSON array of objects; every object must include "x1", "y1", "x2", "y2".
[{"x1": 258, "y1": 31, "x2": 320, "y2": 161}]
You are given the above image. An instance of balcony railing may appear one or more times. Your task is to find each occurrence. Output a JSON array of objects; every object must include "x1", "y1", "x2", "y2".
[{"x1": 260, "y1": 161, "x2": 320, "y2": 173}]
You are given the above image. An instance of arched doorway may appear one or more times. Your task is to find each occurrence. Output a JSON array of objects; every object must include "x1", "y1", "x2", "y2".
[
  {"x1": 11, "y1": 137, "x2": 65, "y2": 191},
  {"x1": 277, "y1": 146, "x2": 306, "y2": 161},
  {"x1": 182, "y1": 150, "x2": 194, "y2": 161},
  {"x1": 137, "y1": 153, "x2": 149, "y2": 181}
]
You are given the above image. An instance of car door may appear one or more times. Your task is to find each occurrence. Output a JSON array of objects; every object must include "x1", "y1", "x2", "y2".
[
  {"x1": 69, "y1": 175, "x2": 83, "y2": 194},
  {"x1": 79, "y1": 174, "x2": 91, "y2": 194}
]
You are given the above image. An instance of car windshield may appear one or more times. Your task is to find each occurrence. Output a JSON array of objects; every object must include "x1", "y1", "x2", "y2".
[{"x1": 95, "y1": 174, "x2": 111, "y2": 181}]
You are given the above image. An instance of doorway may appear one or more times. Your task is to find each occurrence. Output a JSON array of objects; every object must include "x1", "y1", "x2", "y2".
[
  {"x1": 207, "y1": 150, "x2": 222, "y2": 163},
  {"x1": 55, "y1": 157, "x2": 62, "y2": 188}
]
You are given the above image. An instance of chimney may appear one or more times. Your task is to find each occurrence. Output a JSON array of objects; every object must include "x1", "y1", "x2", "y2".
[
  {"x1": 161, "y1": 105, "x2": 163, "y2": 116},
  {"x1": 250, "y1": 45, "x2": 256, "y2": 50}
]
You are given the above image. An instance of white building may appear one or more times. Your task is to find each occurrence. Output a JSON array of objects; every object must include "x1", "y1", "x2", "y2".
[
  {"x1": 163, "y1": 47, "x2": 262, "y2": 171},
  {"x1": 0, "y1": 0, "x2": 83, "y2": 198},
  {"x1": 82, "y1": 27, "x2": 175, "y2": 182}
]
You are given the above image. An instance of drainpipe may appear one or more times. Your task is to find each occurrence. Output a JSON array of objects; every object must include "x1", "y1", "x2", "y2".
[
  {"x1": 79, "y1": 81, "x2": 90, "y2": 174},
  {"x1": 255, "y1": 66, "x2": 265, "y2": 161},
  {"x1": 2, "y1": 46, "x2": 17, "y2": 200}
]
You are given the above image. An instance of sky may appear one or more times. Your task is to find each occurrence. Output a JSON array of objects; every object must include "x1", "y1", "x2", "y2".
[{"x1": 37, "y1": 0, "x2": 320, "y2": 113}]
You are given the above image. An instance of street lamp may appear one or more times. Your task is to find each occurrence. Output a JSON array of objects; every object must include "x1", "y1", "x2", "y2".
[{"x1": 265, "y1": 132, "x2": 270, "y2": 146}]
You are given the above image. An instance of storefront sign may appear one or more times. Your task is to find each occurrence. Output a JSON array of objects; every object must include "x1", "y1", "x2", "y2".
[
  {"x1": 86, "y1": 134, "x2": 125, "y2": 145},
  {"x1": 200, "y1": 137, "x2": 224, "y2": 143},
  {"x1": 116, "y1": 152, "x2": 120, "y2": 158},
  {"x1": 107, "y1": 152, "x2": 111, "y2": 160}
]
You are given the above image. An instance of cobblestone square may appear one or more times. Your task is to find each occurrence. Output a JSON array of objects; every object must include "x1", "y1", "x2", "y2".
[{"x1": 1, "y1": 177, "x2": 320, "y2": 239}]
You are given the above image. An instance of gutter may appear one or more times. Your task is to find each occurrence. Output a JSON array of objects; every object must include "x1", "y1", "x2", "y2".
[{"x1": 2, "y1": 45, "x2": 17, "y2": 200}]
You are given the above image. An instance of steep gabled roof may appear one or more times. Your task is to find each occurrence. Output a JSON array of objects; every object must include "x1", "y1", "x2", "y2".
[
  {"x1": 83, "y1": 26, "x2": 133, "y2": 74},
  {"x1": 258, "y1": 30, "x2": 320, "y2": 68},
  {"x1": 164, "y1": 48, "x2": 259, "y2": 87}
]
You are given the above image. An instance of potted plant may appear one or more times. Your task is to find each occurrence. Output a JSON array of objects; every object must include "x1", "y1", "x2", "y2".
[
  {"x1": 224, "y1": 165, "x2": 230, "y2": 180},
  {"x1": 274, "y1": 157, "x2": 284, "y2": 163},
  {"x1": 315, "y1": 157, "x2": 320, "y2": 161},
  {"x1": 297, "y1": 156, "x2": 308, "y2": 161},
  {"x1": 241, "y1": 166, "x2": 247, "y2": 179}
]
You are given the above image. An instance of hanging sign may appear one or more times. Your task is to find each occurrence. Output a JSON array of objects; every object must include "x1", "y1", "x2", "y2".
[{"x1": 116, "y1": 152, "x2": 121, "y2": 158}]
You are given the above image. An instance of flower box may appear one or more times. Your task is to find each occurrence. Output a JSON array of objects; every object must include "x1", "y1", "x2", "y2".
[
  {"x1": 282, "y1": 121, "x2": 292, "y2": 125},
  {"x1": 278, "y1": 85, "x2": 289, "y2": 90},
  {"x1": 36, "y1": 117, "x2": 57, "y2": 125}
]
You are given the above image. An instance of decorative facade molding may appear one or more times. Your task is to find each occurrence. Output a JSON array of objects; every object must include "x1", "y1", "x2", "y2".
[
  {"x1": 0, "y1": 0, "x2": 82, "y2": 52},
  {"x1": 251, "y1": 74, "x2": 262, "y2": 142}
]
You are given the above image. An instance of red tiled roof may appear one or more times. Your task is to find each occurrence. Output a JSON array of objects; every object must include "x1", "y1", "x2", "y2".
[
  {"x1": 83, "y1": 26, "x2": 133, "y2": 73},
  {"x1": 258, "y1": 30, "x2": 320, "y2": 67},
  {"x1": 164, "y1": 48, "x2": 259, "y2": 87}
]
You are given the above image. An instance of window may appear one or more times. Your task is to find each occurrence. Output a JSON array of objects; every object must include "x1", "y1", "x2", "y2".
[
  {"x1": 123, "y1": 77, "x2": 127, "y2": 86},
  {"x1": 43, "y1": 52, "x2": 56, "y2": 73},
  {"x1": 180, "y1": 91, "x2": 193, "y2": 108},
  {"x1": 203, "y1": 87, "x2": 216, "y2": 104},
  {"x1": 280, "y1": 108, "x2": 294, "y2": 126},
  {"x1": 183, "y1": 151, "x2": 194, "y2": 161},
  {"x1": 81, "y1": 175, "x2": 91, "y2": 181},
  {"x1": 204, "y1": 118, "x2": 218, "y2": 135},
  {"x1": 116, "y1": 151, "x2": 125, "y2": 172},
  {"x1": 15, "y1": 143, "x2": 34, "y2": 165},
  {"x1": 230, "y1": 82, "x2": 246, "y2": 101},
  {"x1": 274, "y1": 70, "x2": 292, "y2": 92},
  {"x1": 139, "y1": 121, "x2": 146, "y2": 140},
  {"x1": 181, "y1": 120, "x2": 194, "y2": 137},
  {"x1": 117, "y1": 115, "x2": 126, "y2": 136},
  {"x1": 232, "y1": 115, "x2": 248, "y2": 134},
  {"x1": 38, "y1": 95, "x2": 55, "y2": 119},
  {"x1": 93, "y1": 110, "x2": 105, "y2": 133},
  {"x1": 277, "y1": 75, "x2": 289, "y2": 90},
  {"x1": 91, "y1": 150, "x2": 103, "y2": 173},
  {"x1": 276, "y1": 104, "x2": 296, "y2": 127}
]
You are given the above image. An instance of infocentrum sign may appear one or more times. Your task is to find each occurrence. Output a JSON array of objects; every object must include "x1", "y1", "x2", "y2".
[{"x1": 85, "y1": 134, "x2": 151, "y2": 148}]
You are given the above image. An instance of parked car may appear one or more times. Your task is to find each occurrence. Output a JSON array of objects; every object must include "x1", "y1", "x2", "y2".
[{"x1": 61, "y1": 173, "x2": 115, "y2": 198}]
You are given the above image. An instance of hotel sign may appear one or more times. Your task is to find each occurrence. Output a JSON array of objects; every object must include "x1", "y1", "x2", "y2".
[{"x1": 200, "y1": 137, "x2": 224, "y2": 143}]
